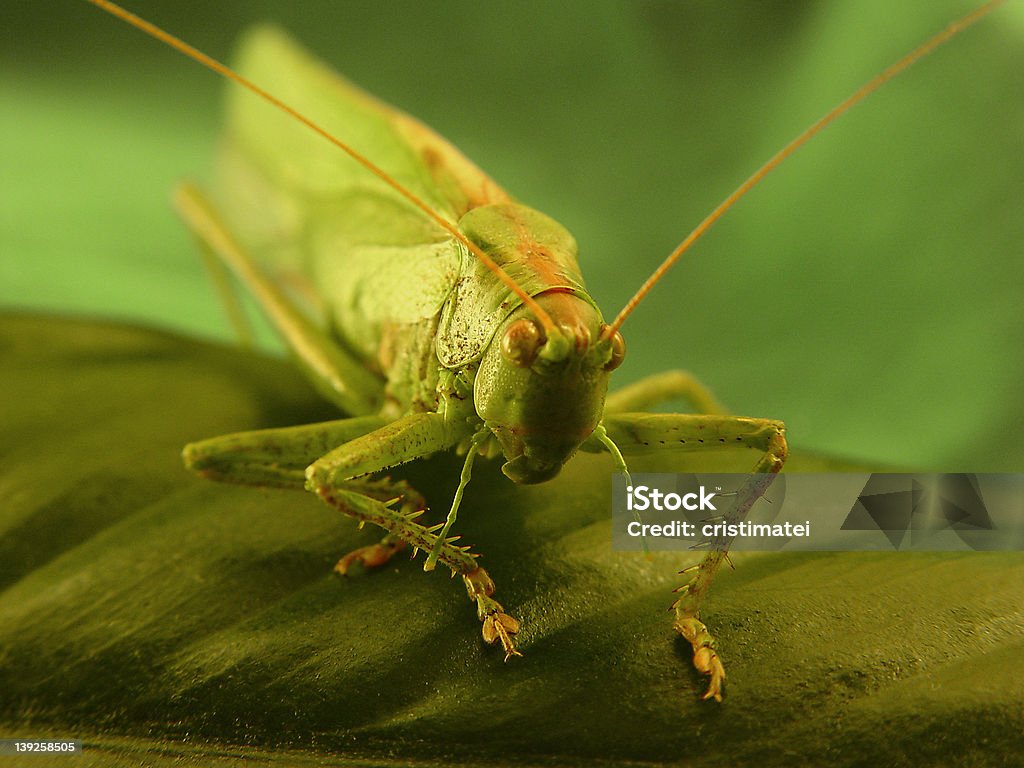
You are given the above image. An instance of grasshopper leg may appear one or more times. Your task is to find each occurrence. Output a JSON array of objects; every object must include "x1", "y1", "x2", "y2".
[
  {"x1": 183, "y1": 415, "x2": 422, "y2": 571},
  {"x1": 601, "y1": 411, "x2": 788, "y2": 701},
  {"x1": 305, "y1": 412, "x2": 521, "y2": 659},
  {"x1": 174, "y1": 181, "x2": 384, "y2": 416},
  {"x1": 605, "y1": 370, "x2": 727, "y2": 415},
  {"x1": 335, "y1": 533, "x2": 408, "y2": 575},
  {"x1": 184, "y1": 414, "x2": 519, "y2": 656}
]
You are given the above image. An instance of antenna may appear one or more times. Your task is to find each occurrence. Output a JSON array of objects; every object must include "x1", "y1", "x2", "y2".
[
  {"x1": 607, "y1": 0, "x2": 1007, "y2": 335},
  {"x1": 84, "y1": 0, "x2": 560, "y2": 338}
]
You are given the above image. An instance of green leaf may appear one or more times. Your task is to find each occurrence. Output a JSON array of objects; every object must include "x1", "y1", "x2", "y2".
[{"x1": 2, "y1": 314, "x2": 1022, "y2": 766}]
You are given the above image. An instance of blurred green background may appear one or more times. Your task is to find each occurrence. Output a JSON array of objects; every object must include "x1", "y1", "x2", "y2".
[{"x1": 2, "y1": 0, "x2": 1023, "y2": 470}]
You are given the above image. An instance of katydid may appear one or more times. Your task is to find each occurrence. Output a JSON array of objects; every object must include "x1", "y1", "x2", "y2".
[{"x1": 85, "y1": 0, "x2": 1008, "y2": 702}]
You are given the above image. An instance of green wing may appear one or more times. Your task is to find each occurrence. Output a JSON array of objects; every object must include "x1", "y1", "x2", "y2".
[
  {"x1": 215, "y1": 25, "x2": 510, "y2": 229},
  {"x1": 206, "y1": 25, "x2": 513, "y2": 360}
]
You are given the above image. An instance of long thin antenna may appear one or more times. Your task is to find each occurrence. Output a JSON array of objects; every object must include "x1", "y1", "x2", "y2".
[
  {"x1": 85, "y1": 0, "x2": 559, "y2": 337},
  {"x1": 608, "y1": 0, "x2": 1007, "y2": 335}
]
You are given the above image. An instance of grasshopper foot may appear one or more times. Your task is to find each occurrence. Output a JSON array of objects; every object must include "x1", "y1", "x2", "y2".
[
  {"x1": 463, "y1": 567, "x2": 522, "y2": 660},
  {"x1": 482, "y1": 610, "x2": 521, "y2": 661},
  {"x1": 674, "y1": 616, "x2": 725, "y2": 702},
  {"x1": 334, "y1": 536, "x2": 405, "y2": 575}
]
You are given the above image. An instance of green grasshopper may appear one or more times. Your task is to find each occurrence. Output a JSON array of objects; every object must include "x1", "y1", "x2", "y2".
[{"x1": 87, "y1": 0, "x2": 1007, "y2": 702}]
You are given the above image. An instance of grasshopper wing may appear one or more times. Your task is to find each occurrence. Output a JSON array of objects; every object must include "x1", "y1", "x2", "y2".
[{"x1": 207, "y1": 26, "x2": 515, "y2": 358}]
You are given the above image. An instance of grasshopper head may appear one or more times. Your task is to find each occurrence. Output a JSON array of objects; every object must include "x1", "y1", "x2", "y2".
[{"x1": 475, "y1": 291, "x2": 625, "y2": 484}]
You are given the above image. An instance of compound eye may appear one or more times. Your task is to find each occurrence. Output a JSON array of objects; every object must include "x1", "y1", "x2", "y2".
[
  {"x1": 501, "y1": 318, "x2": 543, "y2": 368},
  {"x1": 604, "y1": 328, "x2": 626, "y2": 371}
]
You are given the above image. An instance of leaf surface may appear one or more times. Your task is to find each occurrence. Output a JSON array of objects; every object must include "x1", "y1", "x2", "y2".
[{"x1": 2, "y1": 314, "x2": 1022, "y2": 766}]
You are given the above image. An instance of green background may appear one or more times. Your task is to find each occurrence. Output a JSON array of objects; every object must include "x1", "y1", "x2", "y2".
[
  {"x1": 3, "y1": 0, "x2": 1023, "y2": 470},
  {"x1": 2, "y1": 2, "x2": 1024, "y2": 765}
]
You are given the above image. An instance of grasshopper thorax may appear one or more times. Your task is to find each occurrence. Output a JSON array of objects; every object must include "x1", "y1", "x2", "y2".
[{"x1": 474, "y1": 291, "x2": 625, "y2": 484}]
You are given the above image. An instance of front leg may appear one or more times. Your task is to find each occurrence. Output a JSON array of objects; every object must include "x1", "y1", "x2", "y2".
[
  {"x1": 185, "y1": 412, "x2": 520, "y2": 659},
  {"x1": 305, "y1": 413, "x2": 521, "y2": 659},
  {"x1": 601, "y1": 412, "x2": 788, "y2": 701}
]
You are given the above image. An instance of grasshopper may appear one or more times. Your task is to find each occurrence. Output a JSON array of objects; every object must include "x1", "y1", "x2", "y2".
[{"x1": 86, "y1": 0, "x2": 1008, "y2": 702}]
